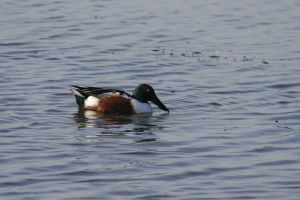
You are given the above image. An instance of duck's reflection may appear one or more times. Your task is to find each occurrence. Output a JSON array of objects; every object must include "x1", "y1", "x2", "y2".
[
  {"x1": 72, "y1": 110, "x2": 168, "y2": 140},
  {"x1": 73, "y1": 110, "x2": 154, "y2": 125}
]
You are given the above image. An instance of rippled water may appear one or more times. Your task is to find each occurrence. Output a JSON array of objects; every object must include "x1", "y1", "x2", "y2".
[{"x1": 1, "y1": 0, "x2": 300, "y2": 199}]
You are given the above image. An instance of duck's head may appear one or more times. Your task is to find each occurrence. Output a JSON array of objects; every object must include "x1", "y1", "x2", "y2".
[{"x1": 133, "y1": 84, "x2": 169, "y2": 112}]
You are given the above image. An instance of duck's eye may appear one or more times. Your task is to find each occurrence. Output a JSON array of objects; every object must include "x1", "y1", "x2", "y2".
[{"x1": 146, "y1": 89, "x2": 150, "y2": 92}]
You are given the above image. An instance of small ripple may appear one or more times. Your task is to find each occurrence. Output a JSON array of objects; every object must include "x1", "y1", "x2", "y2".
[
  {"x1": 78, "y1": 177, "x2": 139, "y2": 183},
  {"x1": 209, "y1": 89, "x2": 258, "y2": 94},
  {"x1": 44, "y1": 109, "x2": 63, "y2": 113},
  {"x1": 120, "y1": 151, "x2": 157, "y2": 155},
  {"x1": 270, "y1": 114, "x2": 300, "y2": 121},
  {"x1": 256, "y1": 160, "x2": 298, "y2": 167},
  {"x1": 44, "y1": 57, "x2": 61, "y2": 60},
  {"x1": 0, "y1": 42, "x2": 27, "y2": 46},
  {"x1": 269, "y1": 180, "x2": 300, "y2": 188},
  {"x1": 58, "y1": 170, "x2": 97, "y2": 176},
  {"x1": 40, "y1": 34, "x2": 65, "y2": 40},
  {"x1": 0, "y1": 179, "x2": 41, "y2": 187},
  {"x1": 2, "y1": 50, "x2": 43, "y2": 55},
  {"x1": 268, "y1": 82, "x2": 300, "y2": 89},
  {"x1": 45, "y1": 15, "x2": 65, "y2": 20},
  {"x1": 91, "y1": 32, "x2": 137, "y2": 40},
  {"x1": 208, "y1": 102, "x2": 223, "y2": 106},
  {"x1": 247, "y1": 146, "x2": 290, "y2": 153},
  {"x1": 139, "y1": 194, "x2": 174, "y2": 199}
]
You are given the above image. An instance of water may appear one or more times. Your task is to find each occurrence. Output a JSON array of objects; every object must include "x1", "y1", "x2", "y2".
[{"x1": 1, "y1": 0, "x2": 300, "y2": 199}]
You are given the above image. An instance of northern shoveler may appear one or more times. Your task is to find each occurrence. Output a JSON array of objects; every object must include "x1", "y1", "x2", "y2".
[{"x1": 70, "y1": 84, "x2": 169, "y2": 114}]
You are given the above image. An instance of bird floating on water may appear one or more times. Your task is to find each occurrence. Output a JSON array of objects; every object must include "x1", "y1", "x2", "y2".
[{"x1": 70, "y1": 84, "x2": 169, "y2": 114}]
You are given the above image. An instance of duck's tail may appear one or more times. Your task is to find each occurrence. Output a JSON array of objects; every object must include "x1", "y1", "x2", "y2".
[{"x1": 70, "y1": 85, "x2": 89, "y2": 107}]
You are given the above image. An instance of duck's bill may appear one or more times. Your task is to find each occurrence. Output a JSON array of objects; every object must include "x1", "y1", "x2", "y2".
[{"x1": 151, "y1": 95, "x2": 169, "y2": 112}]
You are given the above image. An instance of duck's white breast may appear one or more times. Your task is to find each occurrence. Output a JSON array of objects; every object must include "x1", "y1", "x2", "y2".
[{"x1": 131, "y1": 99, "x2": 152, "y2": 113}]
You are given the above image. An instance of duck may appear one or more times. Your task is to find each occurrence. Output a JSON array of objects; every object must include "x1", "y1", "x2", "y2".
[{"x1": 70, "y1": 84, "x2": 169, "y2": 114}]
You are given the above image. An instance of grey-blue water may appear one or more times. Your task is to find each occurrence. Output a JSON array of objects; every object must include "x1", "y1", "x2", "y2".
[{"x1": 1, "y1": 0, "x2": 300, "y2": 199}]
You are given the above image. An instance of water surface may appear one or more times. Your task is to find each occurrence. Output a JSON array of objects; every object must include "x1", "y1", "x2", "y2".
[{"x1": 1, "y1": 0, "x2": 300, "y2": 199}]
